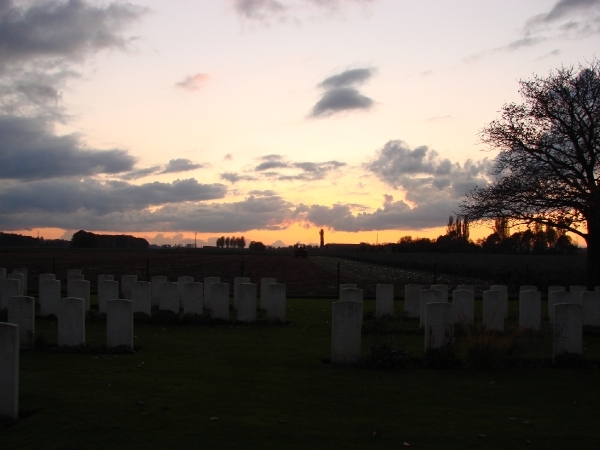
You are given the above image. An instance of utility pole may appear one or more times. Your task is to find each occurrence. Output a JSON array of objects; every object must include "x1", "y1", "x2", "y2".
[{"x1": 195, "y1": 232, "x2": 197, "y2": 249}]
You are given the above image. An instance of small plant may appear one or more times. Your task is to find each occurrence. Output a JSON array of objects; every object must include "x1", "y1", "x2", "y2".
[
  {"x1": 360, "y1": 335, "x2": 420, "y2": 369},
  {"x1": 456, "y1": 322, "x2": 519, "y2": 370}
]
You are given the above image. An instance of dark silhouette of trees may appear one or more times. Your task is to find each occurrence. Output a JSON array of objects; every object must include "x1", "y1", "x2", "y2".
[
  {"x1": 460, "y1": 60, "x2": 600, "y2": 287},
  {"x1": 215, "y1": 236, "x2": 246, "y2": 249},
  {"x1": 248, "y1": 241, "x2": 266, "y2": 251},
  {"x1": 70, "y1": 230, "x2": 148, "y2": 249}
]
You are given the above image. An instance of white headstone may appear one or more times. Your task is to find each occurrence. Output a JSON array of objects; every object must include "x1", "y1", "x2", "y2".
[
  {"x1": 569, "y1": 285, "x2": 586, "y2": 304},
  {"x1": 106, "y1": 300, "x2": 133, "y2": 348},
  {"x1": 259, "y1": 278, "x2": 277, "y2": 310},
  {"x1": 0, "y1": 279, "x2": 20, "y2": 311},
  {"x1": 237, "y1": 283, "x2": 257, "y2": 323},
  {"x1": 456, "y1": 285, "x2": 475, "y2": 293},
  {"x1": 67, "y1": 269, "x2": 82, "y2": 276},
  {"x1": 483, "y1": 290, "x2": 504, "y2": 331},
  {"x1": 331, "y1": 301, "x2": 363, "y2": 364},
  {"x1": 98, "y1": 280, "x2": 119, "y2": 314},
  {"x1": 265, "y1": 283, "x2": 286, "y2": 322},
  {"x1": 40, "y1": 279, "x2": 61, "y2": 316},
  {"x1": 12, "y1": 269, "x2": 27, "y2": 295},
  {"x1": 490, "y1": 285, "x2": 509, "y2": 319},
  {"x1": 0, "y1": 323, "x2": 19, "y2": 420},
  {"x1": 548, "y1": 285, "x2": 565, "y2": 296},
  {"x1": 69, "y1": 280, "x2": 90, "y2": 311},
  {"x1": 210, "y1": 282, "x2": 230, "y2": 320},
  {"x1": 151, "y1": 276, "x2": 168, "y2": 307},
  {"x1": 404, "y1": 284, "x2": 422, "y2": 318},
  {"x1": 424, "y1": 302, "x2": 454, "y2": 350},
  {"x1": 420, "y1": 289, "x2": 444, "y2": 327},
  {"x1": 121, "y1": 275, "x2": 137, "y2": 299},
  {"x1": 553, "y1": 303, "x2": 582, "y2": 359},
  {"x1": 38, "y1": 273, "x2": 55, "y2": 294},
  {"x1": 7, "y1": 273, "x2": 24, "y2": 296},
  {"x1": 203, "y1": 277, "x2": 220, "y2": 311},
  {"x1": 0, "y1": 268, "x2": 6, "y2": 280},
  {"x1": 159, "y1": 282, "x2": 179, "y2": 314},
  {"x1": 375, "y1": 284, "x2": 394, "y2": 318},
  {"x1": 340, "y1": 288, "x2": 363, "y2": 304},
  {"x1": 431, "y1": 284, "x2": 449, "y2": 302},
  {"x1": 131, "y1": 281, "x2": 151, "y2": 316},
  {"x1": 339, "y1": 284, "x2": 357, "y2": 299},
  {"x1": 581, "y1": 291, "x2": 600, "y2": 326},
  {"x1": 548, "y1": 291, "x2": 572, "y2": 323},
  {"x1": 233, "y1": 277, "x2": 250, "y2": 309},
  {"x1": 181, "y1": 282, "x2": 203, "y2": 315},
  {"x1": 177, "y1": 276, "x2": 194, "y2": 309},
  {"x1": 97, "y1": 274, "x2": 114, "y2": 285},
  {"x1": 8, "y1": 296, "x2": 35, "y2": 349},
  {"x1": 67, "y1": 274, "x2": 84, "y2": 284},
  {"x1": 452, "y1": 289, "x2": 474, "y2": 325},
  {"x1": 519, "y1": 290, "x2": 541, "y2": 331},
  {"x1": 520, "y1": 285, "x2": 537, "y2": 292},
  {"x1": 596, "y1": 286, "x2": 600, "y2": 293},
  {"x1": 58, "y1": 297, "x2": 85, "y2": 347}
]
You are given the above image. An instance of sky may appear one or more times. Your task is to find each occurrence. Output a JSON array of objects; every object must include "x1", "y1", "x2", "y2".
[{"x1": 0, "y1": 0, "x2": 598, "y2": 247}]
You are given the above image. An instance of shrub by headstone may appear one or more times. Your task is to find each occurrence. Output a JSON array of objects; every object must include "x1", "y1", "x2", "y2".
[
  {"x1": 131, "y1": 281, "x2": 151, "y2": 316},
  {"x1": 581, "y1": 291, "x2": 600, "y2": 326},
  {"x1": 40, "y1": 279, "x2": 61, "y2": 317},
  {"x1": 519, "y1": 290, "x2": 541, "y2": 331},
  {"x1": 420, "y1": 289, "x2": 444, "y2": 327},
  {"x1": 58, "y1": 297, "x2": 85, "y2": 347},
  {"x1": 431, "y1": 284, "x2": 449, "y2": 302},
  {"x1": 548, "y1": 291, "x2": 572, "y2": 323},
  {"x1": 203, "y1": 277, "x2": 220, "y2": 311},
  {"x1": 404, "y1": 284, "x2": 422, "y2": 318},
  {"x1": 8, "y1": 296, "x2": 35, "y2": 349},
  {"x1": 181, "y1": 282, "x2": 203, "y2": 315},
  {"x1": 233, "y1": 277, "x2": 250, "y2": 309},
  {"x1": 69, "y1": 280, "x2": 91, "y2": 311},
  {"x1": 1, "y1": 279, "x2": 20, "y2": 311},
  {"x1": 331, "y1": 301, "x2": 362, "y2": 364},
  {"x1": 98, "y1": 280, "x2": 119, "y2": 314},
  {"x1": 106, "y1": 300, "x2": 133, "y2": 349},
  {"x1": 490, "y1": 284, "x2": 509, "y2": 319},
  {"x1": 424, "y1": 302, "x2": 454, "y2": 351},
  {"x1": 340, "y1": 287, "x2": 363, "y2": 304},
  {"x1": 121, "y1": 275, "x2": 137, "y2": 299},
  {"x1": 210, "y1": 282, "x2": 230, "y2": 320},
  {"x1": 237, "y1": 283, "x2": 257, "y2": 323},
  {"x1": 265, "y1": 283, "x2": 286, "y2": 322},
  {"x1": 375, "y1": 284, "x2": 394, "y2": 318},
  {"x1": 7, "y1": 273, "x2": 24, "y2": 296},
  {"x1": 483, "y1": 290, "x2": 504, "y2": 331},
  {"x1": 452, "y1": 289, "x2": 474, "y2": 325},
  {"x1": 259, "y1": 278, "x2": 277, "y2": 310},
  {"x1": 553, "y1": 303, "x2": 583, "y2": 359},
  {"x1": 0, "y1": 323, "x2": 19, "y2": 420},
  {"x1": 159, "y1": 282, "x2": 179, "y2": 314},
  {"x1": 151, "y1": 276, "x2": 168, "y2": 307}
]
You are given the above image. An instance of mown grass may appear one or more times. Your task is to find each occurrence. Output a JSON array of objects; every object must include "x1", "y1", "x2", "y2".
[{"x1": 1, "y1": 298, "x2": 599, "y2": 450}]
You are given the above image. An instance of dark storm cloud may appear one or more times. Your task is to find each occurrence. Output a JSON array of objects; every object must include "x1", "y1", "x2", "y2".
[
  {"x1": 160, "y1": 159, "x2": 204, "y2": 174},
  {"x1": 0, "y1": 0, "x2": 147, "y2": 70},
  {"x1": 310, "y1": 68, "x2": 376, "y2": 118},
  {"x1": 0, "y1": 115, "x2": 136, "y2": 180}
]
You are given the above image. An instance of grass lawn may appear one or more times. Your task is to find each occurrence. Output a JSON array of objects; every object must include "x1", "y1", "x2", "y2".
[{"x1": 1, "y1": 298, "x2": 599, "y2": 450}]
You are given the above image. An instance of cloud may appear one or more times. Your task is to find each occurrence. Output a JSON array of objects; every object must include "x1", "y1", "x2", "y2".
[
  {"x1": 310, "y1": 68, "x2": 376, "y2": 117},
  {"x1": 465, "y1": 0, "x2": 599, "y2": 62},
  {"x1": 251, "y1": 155, "x2": 346, "y2": 180},
  {"x1": 175, "y1": 73, "x2": 210, "y2": 91},
  {"x1": 160, "y1": 159, "x2": 203, "y2": 174},
  {"x1": 0, "y1": 115, "x2": 136, "y2": 180},
  {"x1": 220, "y1": 172, "x2": 258, "y2": 183},
  {"x1": 364, "y1": 139, "x2": 490, "y2": 205}
]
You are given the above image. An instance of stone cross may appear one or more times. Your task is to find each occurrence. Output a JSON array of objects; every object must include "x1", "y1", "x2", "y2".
[
  {"x1": 483, "y1": 290, "x2": 504, "y2": 331},
  {"x1": 106, "y1": 300, "x2": 133, "y2": 348},
  {"x1": 237, "y1": 283, "x2": 257, "y2": 323},
  {"x1": 553, "y1": 303, "x2": 582, "y2": 360},
  {"x1": 8, "y1": 296, "x2": 35, "y2": 349},
  {"x1": 58, "y1": 297, "x2": 85, "y2": 347},
  {"x1": 375, "y1": 284, "x2": 394, "y2": 318},
  {"x1": 265, "y1": 283, "x2": 286, "y2": 322},
  {"x1": 404, "y1": 284, "x2": 422, "y2": 318},
  {"x1": 519, "y1": 290, "x2": 541, "y2": 331},
  {"x1": 331, "y1": 301, "x2": 363, "y2": 364},
  {"x1": 0, "y1": 323, "x2": 19, "y2": 420}
]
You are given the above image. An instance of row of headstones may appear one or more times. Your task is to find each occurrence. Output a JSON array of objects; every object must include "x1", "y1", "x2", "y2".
[{"x1": 331, "y1": 284, "x2": 600, "y2": 365}]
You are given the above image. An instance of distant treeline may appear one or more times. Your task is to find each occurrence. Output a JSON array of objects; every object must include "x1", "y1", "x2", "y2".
[
  {"x1": 70, "y1": 230, "x2": 149, "y2": 249},
  {"x1": 0, "y1": 232, "x2": 69, "y2": 248}
]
